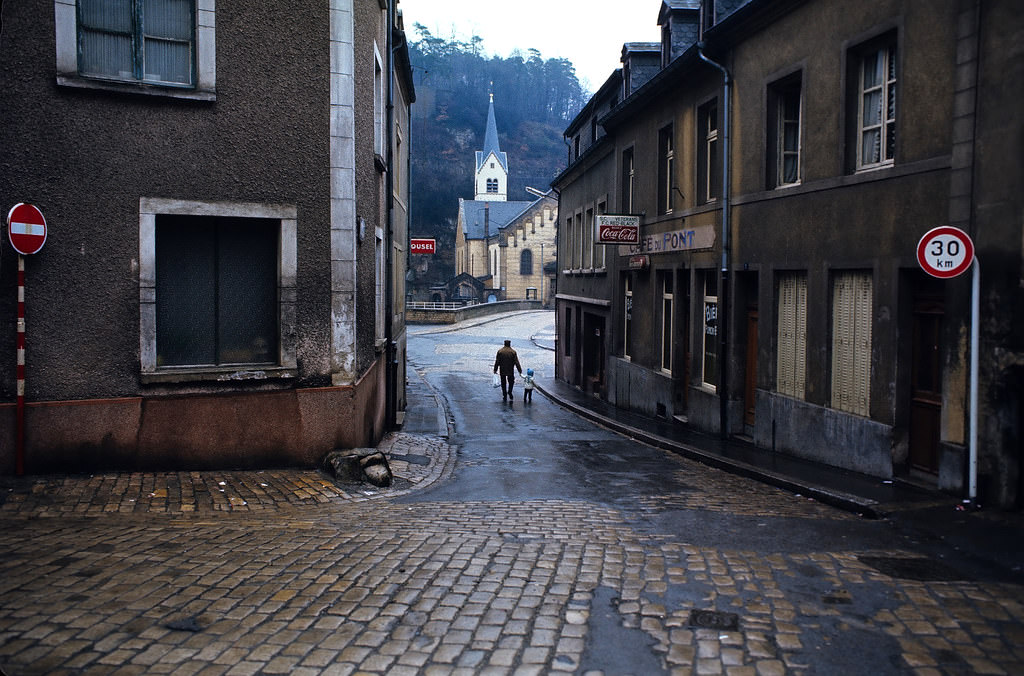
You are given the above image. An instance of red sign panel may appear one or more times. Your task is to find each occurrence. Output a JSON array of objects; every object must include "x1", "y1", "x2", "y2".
[
  {"x1": 595, "y1": 214, "x2": 640, "y2": 244},
  {"x1": 917, "y1": 226, "x2": 974, "y2": 279},
  {"x1": 410, "y1": 238, "x2": 436, "y2": 254},
  {"x1": 7, "y1": 203, "x2": 47, "y2": 255}
]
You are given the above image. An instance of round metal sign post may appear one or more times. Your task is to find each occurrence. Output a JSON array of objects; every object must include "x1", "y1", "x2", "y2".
[
  {"x1": 917, "y1": 225, "x2": 979, "y2": 503},
  {"x1": 6, "y1": 203, "x2": 47, "y2": 476}
]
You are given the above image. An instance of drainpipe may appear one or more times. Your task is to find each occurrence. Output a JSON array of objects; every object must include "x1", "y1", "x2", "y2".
[
  {"x1": 698, "y1": 42, "x2": 731, "y2": 439},
  {"x1": 384, "y1": 0, "x2": 398, "y2": 429}
]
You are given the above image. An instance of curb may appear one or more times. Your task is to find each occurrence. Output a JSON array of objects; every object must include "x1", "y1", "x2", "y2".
[{"x1": 535, "y1": 382, "x2": 883, "y2": 519}]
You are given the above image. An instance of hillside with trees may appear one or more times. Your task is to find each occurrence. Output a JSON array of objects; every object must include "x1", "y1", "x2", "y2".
[{"x1": 408, "y1": 26, "x2": 589, "y2": 284}]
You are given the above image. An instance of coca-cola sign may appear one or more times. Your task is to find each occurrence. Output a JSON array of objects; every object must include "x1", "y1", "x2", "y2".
[{"x1": 595, "y1": 214, "x2": 640, "y2": 244}]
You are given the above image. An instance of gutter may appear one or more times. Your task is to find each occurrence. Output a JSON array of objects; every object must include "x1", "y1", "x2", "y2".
[{"x1": 697, "y1": 42, "x2": 732, "y2": 440}]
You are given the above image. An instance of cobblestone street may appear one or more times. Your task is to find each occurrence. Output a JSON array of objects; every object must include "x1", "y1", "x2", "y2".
[{"x1": 1, "y1": 314, "x2": 1022, "y2": 675}]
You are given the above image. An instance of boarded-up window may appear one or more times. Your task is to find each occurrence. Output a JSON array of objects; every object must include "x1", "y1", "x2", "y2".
[
  {"x1": 831, "y1": 271, "x2": 873, "y2": 416},
  {"x1": 777, "y1": 273, "x2": 807, "y2": 399}
]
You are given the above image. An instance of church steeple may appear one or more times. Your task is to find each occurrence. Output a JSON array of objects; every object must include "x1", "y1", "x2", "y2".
[
  {"x1": 482, "y1": 93, "x2": 502, "y2": 161},
  {"x1": 474, "y1": 93, "x2": 508, "y2": 201}
]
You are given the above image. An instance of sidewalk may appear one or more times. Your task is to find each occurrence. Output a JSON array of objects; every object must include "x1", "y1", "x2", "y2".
[{"x1": 534, "y1": 374, "x2": 1024, "y2": 575}]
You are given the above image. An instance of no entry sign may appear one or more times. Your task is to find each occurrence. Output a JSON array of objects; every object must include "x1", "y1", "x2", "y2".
[
  {"x1": 917, "y1": 226, "x2": 974, "y2": 279},
  {"x1": 7, "y1": 203, "x2": 47, "y2": 255}
]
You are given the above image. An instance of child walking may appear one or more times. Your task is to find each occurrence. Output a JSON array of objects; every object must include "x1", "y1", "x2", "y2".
[{"x1": 522, "y1": 368, "x2": 535, "y2": 403}]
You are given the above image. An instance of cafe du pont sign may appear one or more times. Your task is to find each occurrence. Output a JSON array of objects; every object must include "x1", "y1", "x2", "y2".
[{"x1": 595, "y1": 214, "x2": 640, "y2": 244}]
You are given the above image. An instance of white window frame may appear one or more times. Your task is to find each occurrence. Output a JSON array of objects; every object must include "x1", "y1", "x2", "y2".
[
  {"x1": 139, "y1": 198, "x2": 297, "y2": 383},
  {"x1": 593, "y1": 202, "x2": 607, "y2": 270},
  {"x1": 831, "y1": 271, "x2": 873, "y2": 416},
  {"x1": 776, "y1": 272, "x2": 807, "y2": 399},
  {"x1": 582, "y1": 208, "x2": 594, "y2": 270},
  {"x1": 55, "y1": 0, "x2": 216, "y2": 100},
  {"x1": 704, "y1": 103, "x2": 719, "y2": 203},
  {"x1": 856, "y1": 42, "x2": 897, "y2": 171},
  {"x1": 374, "y1": 42, "x2": 385, "y2": 158},
  {"x1": 661, "y1": 272, "x2": 674, "y2": 374},
  {"x1": 375, "y1": 227, "x2": 385, "y2": 345},
  {"x1": 776, "y1": 86, "x2": 802, "y2": 187}
]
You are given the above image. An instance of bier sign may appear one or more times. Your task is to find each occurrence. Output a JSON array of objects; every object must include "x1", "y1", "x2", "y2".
[{"x1": 595, "y1": 214, "x2": 640, "y2": 244}]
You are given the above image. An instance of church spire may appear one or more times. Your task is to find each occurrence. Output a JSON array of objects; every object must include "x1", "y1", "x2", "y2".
[
  {"x1": 474, "y1": 92, "x2": 509, "y2": 201},
  {"x1": 482, "y1": 92, "x2": 501, "y2": 159}
]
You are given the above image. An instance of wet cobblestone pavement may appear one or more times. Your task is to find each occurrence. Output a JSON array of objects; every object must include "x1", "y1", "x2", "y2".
[{"x1": 0, "y1": 313, "x2": 1021, "y2": 675}]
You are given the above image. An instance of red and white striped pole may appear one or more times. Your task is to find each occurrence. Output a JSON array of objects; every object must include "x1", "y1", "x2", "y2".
[{"x1": 16, "y1": 255, "x2": 25, "y2": 476}]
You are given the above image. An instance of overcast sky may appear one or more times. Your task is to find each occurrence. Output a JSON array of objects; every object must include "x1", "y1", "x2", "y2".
[{"x1": 398, "y1": 0, "x2": 663, "y2": 91}]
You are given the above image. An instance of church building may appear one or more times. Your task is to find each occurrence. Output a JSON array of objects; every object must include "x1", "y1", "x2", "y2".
[{"x1": 453, "y1": 95, "x2": 558, "y2": 305}]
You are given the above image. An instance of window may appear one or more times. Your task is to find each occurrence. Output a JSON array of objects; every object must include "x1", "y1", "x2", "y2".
[
  {"x1": 594, "y1": 201, "x2": 607, "y2": 270},
  {"x1": 624, "y1": 276, "x2": 633, "y2": 360},
  {"x1": 658, "y1": 125, "x2": 676, "y2": 214},
  {"x1": 831, "y1": 271, "x2": 873, "y2": 416},
  {"x1": 572, "y1": 213, "x2": 583, "y2": 270},
  {"x1": 486, "y1": 178, "x2": 498, "y2": 193},
  {"x1": 776, "y1": 272, "x2": 807, "y2": 399},
  {"x1": 767, "y1": 74, "x2": 802, "y2": 188},
  {"x1": 621, "y1": 148, "x2": 635, "y2": 213},
  {"x1": 698, "y1": 101, "x2": 720, "y2": 203},
  {"x1": 563, "y1": 216, "x2": 574, "y2": 270},
  {"x1": 374, "y1": 44, "x2": 385, "y2": 157},
  {"x1": 155, "y1": 216, "x2": 276, "y2": 367},
  {"x1": 849, "y1": 34, "x2": 897, "y2": 171},
  {"x1": 661, "y1": 272, "x2": 674, "y2": 373},
  {"x1": 702, "y1": 272, "x2": 718, "y2": 390},
  {"x1": 520, "y1": 249, "x2": 533, "y2": 275},
  {"x1": 76, "y1": 0, "x2": 194, "y2": 86},
  {"x1": 140, "y1": 199, "x2": 297, "y2": 380},
  {"x1": 582, "y1": 208, "x2": 594, "y2": 269},
  {"x1": 375, "y1": 228, "x2": 385, "y2": 343}
]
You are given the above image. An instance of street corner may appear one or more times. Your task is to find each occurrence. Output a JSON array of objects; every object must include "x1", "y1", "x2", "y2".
[{"x1": 376, "y1": 431, "x2": 457, "y2": 496}]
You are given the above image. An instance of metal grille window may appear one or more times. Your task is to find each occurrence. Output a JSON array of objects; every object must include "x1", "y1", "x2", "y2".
[
  {"x1": 776, "y1": 272, "x2": 807, "y2": 399},
  {"x1": 831, "y1": 271, "x2": 873, "y2": 416},
  {"x1": 156, "y1": 216, "x2": 278, "y2": 367},
  {"x1": 78, "y1": 0, "x2": 195, "y2": 86}
]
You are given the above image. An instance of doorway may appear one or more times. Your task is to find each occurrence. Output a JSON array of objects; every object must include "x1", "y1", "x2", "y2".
[
  {"x1": 909, "y1": 296, "x2": 944, "y2": 474},
  {"x1": 744, "y1": 308, "x2": 758, "y2": 431},
  {"x1": 583, "y1": 313, "x2": 606, "y2": 397}
]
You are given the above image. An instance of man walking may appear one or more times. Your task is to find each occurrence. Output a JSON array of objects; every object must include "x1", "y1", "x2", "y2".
[{"x1": 493, "y1": 339, "x2": 523, "y2": 402}]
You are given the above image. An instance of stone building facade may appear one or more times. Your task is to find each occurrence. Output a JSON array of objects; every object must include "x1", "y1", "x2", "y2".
[
  {"x1": 0, "y1": 0, "x2": 415, "y2": 472},
  {"x1": 554, "y1": 0, "x2": 1024, "y2": 507}
]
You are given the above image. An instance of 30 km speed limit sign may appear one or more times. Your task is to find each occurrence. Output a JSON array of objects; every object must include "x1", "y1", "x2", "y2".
[{"x1": 917, "y1": 226, "x2": 975, "y2": 279}]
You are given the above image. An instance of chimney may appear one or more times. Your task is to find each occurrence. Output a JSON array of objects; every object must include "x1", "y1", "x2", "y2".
[{"x1": 484, "y1": 203, "x2": 490, "y2": 239}]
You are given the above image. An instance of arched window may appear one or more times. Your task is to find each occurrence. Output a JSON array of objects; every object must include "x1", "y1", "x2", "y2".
[
  {"x1": 486, "y1": 178, "x2": 498, "y2": 193},
  {"x1": 520, "y1": 249, "x2": 533, "y2": 275}
]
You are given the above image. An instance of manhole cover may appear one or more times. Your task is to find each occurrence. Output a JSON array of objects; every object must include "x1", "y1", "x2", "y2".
[
  {"x1": 857, "y1": 555, "x2": 965, "y2": 582},
  {"x1": 688, "y1": 609, "x2": 739, "y2": 631}
]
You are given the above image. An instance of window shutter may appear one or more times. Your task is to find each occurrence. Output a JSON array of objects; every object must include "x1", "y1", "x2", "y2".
[
  {"x1": 777, "y1": 273, "x2": 807, "y2": 399},
  {"x1": 831, "y1": 272, "x2": 871, "y2": 416}
]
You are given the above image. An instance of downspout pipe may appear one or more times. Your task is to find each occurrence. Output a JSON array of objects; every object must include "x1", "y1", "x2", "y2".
[
  {"x1": 384, "y1": 0, "x2": 397, "y2": 429},
  {"x1": 697, "y1": 42, "x2": 731, "y2": 439}
]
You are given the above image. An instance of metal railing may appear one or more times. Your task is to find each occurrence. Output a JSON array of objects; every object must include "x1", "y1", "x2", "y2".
[{"x1": 408, "y1": 300, "x2": 479, "y2": 310}]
